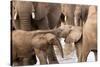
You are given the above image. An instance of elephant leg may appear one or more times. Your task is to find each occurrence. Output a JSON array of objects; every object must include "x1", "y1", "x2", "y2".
[
  {"x1": 36, "y1": 16, "x2": 49, "y2": 30},
  {"x1": 92, "y1": 50, "x2": 97, "y2": 61},
  {"x1": 81, "y1": 44, "x2": 90, "y2": 62},
  {"x1": 34, "y1": 48, "x2": 48, "y2": 64},
  {"x1": 47, "y1": 45, "x2": 59, "y2": 64},
  {"x1": 81, "y1": 50, "x2": 90, "y2": 62},
  {"x1": 80, "y1": 19, "x2": 83, "y2": 27},
  {"x1": 22, "y1": 55, "x2": 37, "y2": 65},
  {"x1": 75, "y1": 42, "x2": 82, "y2": 62},
  {"x1": 23, "y1": 58, "x2": 29, "y2": 65},
  {"x1": 30, "y1": 54, "x2": 37, "y2": 64}
]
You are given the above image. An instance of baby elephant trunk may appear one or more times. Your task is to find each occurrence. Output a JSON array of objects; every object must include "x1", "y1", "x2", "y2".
[{"x1": 54, "y1": 38, "x2": 64, "y2": 58}]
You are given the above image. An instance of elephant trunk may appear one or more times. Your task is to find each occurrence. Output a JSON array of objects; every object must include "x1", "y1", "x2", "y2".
[{"x1": 55, "y1": 38, "x2": 64, "y2": 58}]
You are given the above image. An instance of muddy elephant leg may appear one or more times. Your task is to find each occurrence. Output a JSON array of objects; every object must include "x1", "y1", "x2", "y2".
[
  {"x1": 36, "y1": 16, "x2": 49, "y2": 30},
  {"x1": 47, "y1": 45, "x2": 59, "y2": 64},
  {"x1": 34, "y1": 48, "x2": 48, "y2": 64}
]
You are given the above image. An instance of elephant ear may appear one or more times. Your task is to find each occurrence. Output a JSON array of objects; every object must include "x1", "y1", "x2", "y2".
[
  {"x1": 65, "y1": 26, "x2": 82, "y2": 43},
  {"x1": 45, "y1": 33, "x2": 55, "y2": 43}
]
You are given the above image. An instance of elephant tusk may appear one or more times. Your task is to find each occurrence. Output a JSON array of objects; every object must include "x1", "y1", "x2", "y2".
[
  {"x1": 32, "y1": 12, "x2": 35, "y2": 19},
  {"x1": 64, "y1": 16, "x2": 67, "y2": 22},
  {"x1": 14, "y1": 12, "x2": 17, "y2": 20}
]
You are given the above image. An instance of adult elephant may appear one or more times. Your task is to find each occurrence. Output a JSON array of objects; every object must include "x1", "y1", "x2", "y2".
[
  {"x1": 81, "y1": 6, "x2": 97, "y2": 62},
  {"x1": 60, "y1": 6, "x2": 97, "y2": 62},
  {"x1": 11, "y1": 0, "x2": 62, "y2": 64},
  {"x1": 61, "y1": 4, "x2": 76, "y2": 25},
  {"x1": 74, "y1": 5, "x2": 89, "y2": 26}
]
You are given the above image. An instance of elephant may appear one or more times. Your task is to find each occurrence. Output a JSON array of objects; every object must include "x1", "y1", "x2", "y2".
[
  {"x1": 81, "y1": 6, "x2": 97, "y2": 62},
  {"x1": 60, "y1": 5, "x2": 97, "y2": 62},
  {"x1": 74, "y1": 5, "x2": 89, "y2": 26},
  {"x1": 64, "y1": 25, "x2": 83, "y2": 62},
  {"x1": 11, "y1": 0, "x2": 62, "y2": 30},
  {"x1": 61, "y1": 4, "x2": 76, "y2": 25},
  {"x1": 12, "y1": 29, "x2": 64, "y2": 65},
  {"x1": 11, "y1": 0, "x2": 62, "y2": 64}
]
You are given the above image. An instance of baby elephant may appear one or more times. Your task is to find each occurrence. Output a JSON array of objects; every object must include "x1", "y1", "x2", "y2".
[{"x1": 12, "y1": 30, "x2": 64, "y2": 65}]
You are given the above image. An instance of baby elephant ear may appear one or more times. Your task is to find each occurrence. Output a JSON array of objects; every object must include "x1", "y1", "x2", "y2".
[
  {"x1": 65, "y1": 27, "x2": 82, "y2": 43},
  {"x1": 45, "y1": 33, "x2": 55, "y2": 42}
]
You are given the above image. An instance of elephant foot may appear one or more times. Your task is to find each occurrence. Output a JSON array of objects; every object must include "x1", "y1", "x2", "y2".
[
  {"x1": 49, "y1": 59, "x2": 59, "y2": 64},
  {"x1": 29, "y1": 54, "x2": 37, "y2": 65},
  {"x1": 47, "y1": 45, "x2": 59, "y2": 64}
]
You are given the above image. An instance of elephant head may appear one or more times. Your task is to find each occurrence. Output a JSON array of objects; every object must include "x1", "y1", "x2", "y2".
[
  {"x1": 57, "y1": 24, "x2": 82, "y2": 43},
  {"x1": 58, "y1": 24, "x2": 73, "y2": 38},
  {"x1": 65, "y1": 26, "x2": 82, "y2": 43}
]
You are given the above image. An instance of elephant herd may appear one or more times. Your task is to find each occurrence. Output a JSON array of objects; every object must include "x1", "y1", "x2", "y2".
[{"x1": 11, "y1": 0, "x2": 97, "y2": 66}]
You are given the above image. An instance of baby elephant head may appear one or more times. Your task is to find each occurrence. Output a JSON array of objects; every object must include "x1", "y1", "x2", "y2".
[
  {"x1": 65, "y1": 26, "x2": 82, "y2": 43},
  {"x1": 58, "y1": 24, "x2": 82, "y2": 43},
  {"x1": 58, "y1": 24, "x2": 73, "y2": 38}
]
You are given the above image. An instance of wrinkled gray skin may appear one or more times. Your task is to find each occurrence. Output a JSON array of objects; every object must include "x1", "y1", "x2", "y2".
[
  {"x1": 12, "y1": 29, "x2": 64, "y2": 65},
  {"x1": 61, "y1": 4, "x2": 76, "y2": 25},
  {"x1": 11, "y1": 0, "x2": 62, "y2": 64},
  {"x1": 62, "y1": 6, "x2": 97, "y2": 62},
  {"x1": 12, "y1": 1, "x2": 62, "y2": 30},
  {"x1": 74, "y1": 5, "x2": 89, "y2": 26}
]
